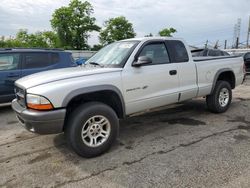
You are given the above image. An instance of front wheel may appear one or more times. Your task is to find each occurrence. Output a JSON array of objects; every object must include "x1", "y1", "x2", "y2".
[
  {"x1": 65, "y1": 102, "x2": 119, "y2": 158},
  {"x1": 206, "y1": 81, "x2": 232, "y2": 113}
]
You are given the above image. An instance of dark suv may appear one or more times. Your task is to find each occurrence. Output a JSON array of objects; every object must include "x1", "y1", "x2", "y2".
[
  {"x1": 192, "y1": 48, "x2": 230, "y2": 57},
  {"x1": 243, "y1": 52, "x2": 250, "y2": 73},
  {"x1": 0, "y1": 48, "x2": 76, "y2": 103}
]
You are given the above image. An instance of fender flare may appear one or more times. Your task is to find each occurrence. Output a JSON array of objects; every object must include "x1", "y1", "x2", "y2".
[
  {"x1": 210, "y1": 68, "x2": 235, "y2": 94},
  {"x1": 62, "y1": 85, "x2": 126, "y2": 117}
]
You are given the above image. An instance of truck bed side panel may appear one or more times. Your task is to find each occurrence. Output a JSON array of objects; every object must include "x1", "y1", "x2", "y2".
[{"x1": 195, "y1": 56, "x2": 244, "y2": 97}]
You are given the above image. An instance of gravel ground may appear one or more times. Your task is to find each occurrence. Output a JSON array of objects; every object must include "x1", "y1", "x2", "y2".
[{"x1": 0, "y1": 76, "x2": 250, "y2": 188}]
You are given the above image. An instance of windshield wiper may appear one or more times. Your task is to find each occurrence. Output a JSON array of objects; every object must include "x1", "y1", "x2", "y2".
[{"x1": 88, "y1": 62, "x2": 104, "y2": 68}]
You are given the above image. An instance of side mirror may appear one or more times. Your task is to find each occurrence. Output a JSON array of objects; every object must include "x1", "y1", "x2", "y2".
[{"x1": 133, "y1": 56, "x2": 152, "y2": 67}]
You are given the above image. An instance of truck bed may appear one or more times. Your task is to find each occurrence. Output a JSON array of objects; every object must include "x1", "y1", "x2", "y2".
[{"x1": 194, "y1": 55, "x2": 244, "y2": 97}]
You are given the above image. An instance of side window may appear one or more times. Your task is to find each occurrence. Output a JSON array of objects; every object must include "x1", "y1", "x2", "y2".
[
  {"x1": 223, "y1": 51, "x2": 229, "y2": 56},
  {"x1": 138, "y1": 43, "x2": 170, "y2": 65},
  {"x1": 208, "y1": 50, "x2": 220, "y2": 56},
  {"x1": 51, "y1": 53, "x2": 60, "y2": 64},
  {"x1": 0, "y1": 53, "x2": 20, "y2": 71},
  {"x1": 166, "y1": 40, "x2": 189, "y2": 62},
  {"x1": 245, "y1": 53, "x2": 250, "y2": 59},
  {"x1": 23, "y1": 53, "x2": 50, "y2": 69}
]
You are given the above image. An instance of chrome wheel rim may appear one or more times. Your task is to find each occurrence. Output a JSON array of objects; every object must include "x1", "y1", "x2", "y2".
[
  {"x1": 219, "y1": 88, "x2": 229, "y2": 107},
  {"x1": 81, "y1": 115, "x2": 111, "y2": 148}
]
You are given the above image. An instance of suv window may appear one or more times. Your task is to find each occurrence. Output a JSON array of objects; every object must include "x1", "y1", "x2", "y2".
[
  {"x1": 208, "y1": 50, "x2": 221, "y2": 56},
  {"x1": 223, "y1": 51, "x2": 229, "y2": 56},
  {"x1": 138, "y1": 43, "x2": 170, "y2": 65},
  {"x1": 0, "y1": 53, "x2": 20, "y2": 71},
  {"x1": 244, "y1": 52, "x2": 250, "y2": 59},
  {"x1": 23, "y1": 53, "x2": 50, "y2": 69},
  {"x1": 166, "y1": 40, "x2": 189, "y2": 62},
  {"x1": 51, "y1": 53, "x2": 60, "y2": 64}
]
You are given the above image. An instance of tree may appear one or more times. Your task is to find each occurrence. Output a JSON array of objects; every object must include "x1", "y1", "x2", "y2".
[
  {"x1": 99, "y1": 16, "x2": 136, "y2": 45},
  {"x1": 51, "y1": 0, "x2": 100, "y2": 50},
  {"x1": 0, "y1": 29, "x2": 60, "y2": 48},
  {"x1": 145, "y1": 33, "x2": 153, "y2": 37},
  {"x1": 91, "y1": 44, "x2": 103, "y2": 51},
  {"x1": 158, "y1": 27, "x2": 177, "y2": 37}
]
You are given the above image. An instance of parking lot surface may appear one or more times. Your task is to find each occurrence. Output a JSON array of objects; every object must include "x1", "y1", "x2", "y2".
[{"x1": 0, "y1": 76, "x2": 250, "y2": 188}]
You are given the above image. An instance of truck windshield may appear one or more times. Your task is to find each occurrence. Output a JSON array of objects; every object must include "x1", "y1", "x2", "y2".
[{"x1": 86, "y1": 41, "x2": 139, "y2": 67}]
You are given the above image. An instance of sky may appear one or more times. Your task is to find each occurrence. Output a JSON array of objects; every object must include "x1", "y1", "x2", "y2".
[{"x1": 0, "y1": 0, "x2": 250, "y2": 48}]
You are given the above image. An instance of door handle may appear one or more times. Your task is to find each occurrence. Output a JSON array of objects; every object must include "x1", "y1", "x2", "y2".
[{"x1": 169, "y1": 70, "x2": 177, "y2": 75}]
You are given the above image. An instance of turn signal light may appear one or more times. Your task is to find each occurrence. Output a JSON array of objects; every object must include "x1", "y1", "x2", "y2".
[{"x1": 26, "y1": 94, "x2": 54, "y2": 110}]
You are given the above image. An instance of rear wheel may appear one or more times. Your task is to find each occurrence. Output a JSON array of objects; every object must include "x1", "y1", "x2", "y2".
[
  {"x1": 206, "y1": 81, "x2": 232, "y2": 113},
  {"x1": 65, "y1": 102, "x2": 119, "y2": 158}
]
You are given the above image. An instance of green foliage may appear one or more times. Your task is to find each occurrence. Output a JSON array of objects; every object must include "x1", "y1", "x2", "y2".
[
  {"x1": 91, "y1": 44, "x2": 103, "y2": 51},
  {"x1": 99, "y1": 16, "x2": 136, "y2": 45},
  {"x1": 158, "y1": 27, "x2": 177, "y2": 37},
  {"x1": 0, "y1": 29, "x2": 60, "y2": 48},
  {"x1": 51, "y1": 0, "x2": 100, "y2": 50}
]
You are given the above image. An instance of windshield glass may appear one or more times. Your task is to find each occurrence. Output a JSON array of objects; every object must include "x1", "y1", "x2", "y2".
[{"x1": 86, "y1": 41, "x2": 139, "y2": 67}]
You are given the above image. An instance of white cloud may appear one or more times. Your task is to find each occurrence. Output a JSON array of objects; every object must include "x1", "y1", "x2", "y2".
[{"x1": 0, "y1": 0, "x2": 250, "y2": 47}]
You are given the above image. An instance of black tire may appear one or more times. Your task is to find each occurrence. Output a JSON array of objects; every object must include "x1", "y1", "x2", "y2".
[
  {"x1": 65, "y1": 102, "x2": 119, "y2": 158},
  {"x1": 206, "y1": 81, "x2": 232, "y2": 113}
]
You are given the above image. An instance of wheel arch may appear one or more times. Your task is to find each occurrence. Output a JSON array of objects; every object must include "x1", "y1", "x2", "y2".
[
  {"x1": 62, "y1": 85, "x2": 126, "y2": 120},
  {"x1": 211, "y1": 68, "x2": 236, "y2": 94}
]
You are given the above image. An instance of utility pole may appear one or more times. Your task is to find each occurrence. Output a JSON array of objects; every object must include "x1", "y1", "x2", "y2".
[
  {"x1": 224, "y1": 40, "x2": 227, "y2": 49},
  {"x1": 247, "y1": 16, "x2": 250, "y2": 48},
  {"x1": 232, "y1": 18, "x2": 241, "y2": 48},
  {"x1": 236, "y1": 37, "x2": 239, "y2": 49},
  {"x1": 233, "y1": 24, "x2": 237, "y2": 48}
]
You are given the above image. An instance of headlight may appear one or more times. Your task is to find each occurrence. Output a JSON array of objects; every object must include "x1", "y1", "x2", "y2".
[{"x1": 26, "y1": 94, "x2": 54, "y2": 110}]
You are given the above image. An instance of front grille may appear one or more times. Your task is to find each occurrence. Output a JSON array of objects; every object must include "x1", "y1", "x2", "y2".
[{"x1": 15, "y1": 86, "x2": 26, "y2": 107}]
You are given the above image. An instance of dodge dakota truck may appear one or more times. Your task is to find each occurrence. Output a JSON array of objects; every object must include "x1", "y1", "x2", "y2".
[{"x1": 12, "y1": 37, "x2": 245, "y2": 157}]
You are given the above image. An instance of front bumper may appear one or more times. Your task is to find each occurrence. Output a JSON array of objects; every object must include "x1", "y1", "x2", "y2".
[{"x1": 11, "y1": 99, "x2": 66, "y2": 134}]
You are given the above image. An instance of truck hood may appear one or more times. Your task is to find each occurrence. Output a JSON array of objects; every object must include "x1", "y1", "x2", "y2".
[{"x1": 16, "y1": 66, "x2": 122, "y2": 89}]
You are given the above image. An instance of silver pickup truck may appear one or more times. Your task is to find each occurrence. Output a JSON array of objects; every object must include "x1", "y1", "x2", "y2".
[{"x1": 12, "y1": 37, "x2": 245, "y2": 157}]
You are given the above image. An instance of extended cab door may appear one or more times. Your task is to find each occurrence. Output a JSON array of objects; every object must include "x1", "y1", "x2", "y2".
[
  {"x1": 122, "y1": 41, "x2": 179, "y2": 115},
  {"x1": 21, "y1": 52, "x2": 60, "y2": 77},
  {"x1": 0, "y1": 53, "x2": 21, "y2": 103},
  {"x1": 165, "y1": 40, "x2": 198, "y2": 101}
]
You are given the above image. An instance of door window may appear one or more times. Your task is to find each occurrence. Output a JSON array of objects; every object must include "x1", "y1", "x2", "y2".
[
  {"x1": 138, "y1": 43, "x2": 170, "y2": 65},
  {"x1": 0, "y1": 53, "x2": 20, "y2": 71}
]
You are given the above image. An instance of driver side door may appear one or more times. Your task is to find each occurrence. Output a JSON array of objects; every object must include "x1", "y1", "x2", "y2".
[{"x1": 122, "y1": 41, "x2": 179, "y2": 115}]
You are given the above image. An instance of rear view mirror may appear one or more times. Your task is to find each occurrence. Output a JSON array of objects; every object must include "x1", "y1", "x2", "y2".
[{"x1": 133, "y1": 56, "x2": 152, "y2": 67}]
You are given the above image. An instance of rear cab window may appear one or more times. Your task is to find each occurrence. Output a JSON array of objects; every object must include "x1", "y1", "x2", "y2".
[{"x1": 165, "y1": 40, "x2": 189, "y2": 63}]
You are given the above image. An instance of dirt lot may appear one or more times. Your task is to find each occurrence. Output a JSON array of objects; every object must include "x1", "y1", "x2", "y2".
[{"x1": 0, "y1": 76, "x2": 250, "y2": 188}]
